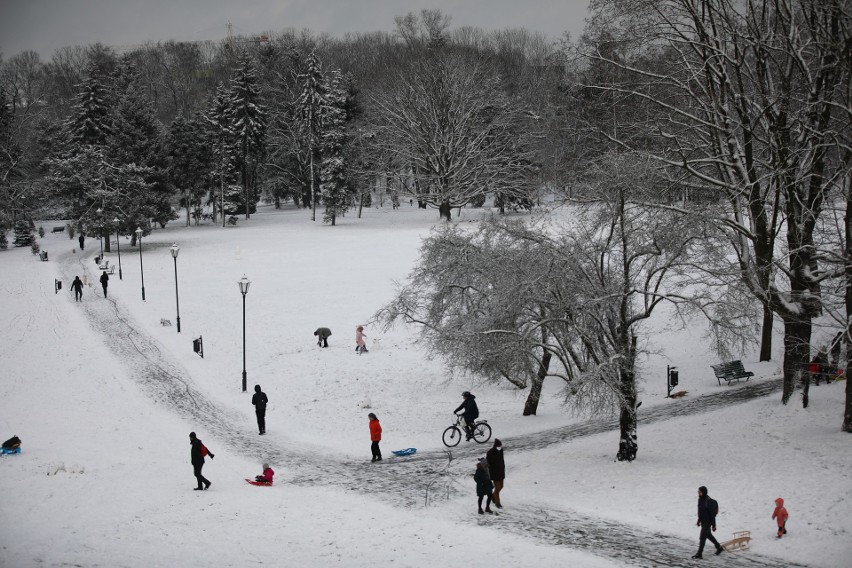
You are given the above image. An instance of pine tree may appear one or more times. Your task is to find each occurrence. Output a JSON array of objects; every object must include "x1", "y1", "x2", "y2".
[
  {"x1": 13, "y1": 220, "x2": 34, "y2": 247},
  {"x1": 320, "y1": 71, "x2": 351, "y2": 225},
  {"x1": 296, "y1": 51, "x2": 327, "y2": 221},
  {"x1": 66, "y1": 64, "x2": 113, "y2": 146},
  {"x1": 227, "y1": 51, "x2": 267, "y2": 219},
  {"x1": 205, "y1": 82, "x2": 239, "y2": 225},
  {"x1": 167, "y1": 114, "x2": 213, "y2": 225}
]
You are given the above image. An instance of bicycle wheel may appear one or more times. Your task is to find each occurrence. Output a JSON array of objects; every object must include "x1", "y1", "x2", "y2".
[
  {"x1": 442, "y1": 425, "x2": 462, "y2": 447},
  {"x1": 472, "y1": 421, "x2": 492, "y2": 444}
]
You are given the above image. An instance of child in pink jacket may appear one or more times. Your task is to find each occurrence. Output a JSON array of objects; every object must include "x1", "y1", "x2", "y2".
[
  {"x1": 772, "y1": 497, "x2": 788, "y2": 538},
  {"x1": 254, "y1": 463, "x2": 275, "y2": 484},
  {"x1": 355, "y1": 325, "x2": 368, "y2": 354}
]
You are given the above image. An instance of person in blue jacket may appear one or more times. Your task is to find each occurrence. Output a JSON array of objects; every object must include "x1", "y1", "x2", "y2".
[{"x1": 454, "y1": 391, "x2": 479, "y2": 441}]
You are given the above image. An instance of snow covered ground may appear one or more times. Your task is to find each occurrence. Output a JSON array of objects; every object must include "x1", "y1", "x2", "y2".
[{"x1": 1, "y1": 203, "x2": 849, "y2": 567}]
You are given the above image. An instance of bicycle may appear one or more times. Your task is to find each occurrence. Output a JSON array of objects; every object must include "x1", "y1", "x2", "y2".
[{"x1": 442, "y1": 414, "x2": 492, "y2": 447}]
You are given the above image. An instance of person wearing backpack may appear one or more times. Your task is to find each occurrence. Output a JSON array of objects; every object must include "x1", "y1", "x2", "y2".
[
  {"x1": 252, "y1": 385, "x2": 268, "y2": 435},
  {"x1": 189, "y1": 432, "x2": 214, "y2": 491},
  {"x1": 693, "y1": 486, "x2": 723, "y2": 558}
]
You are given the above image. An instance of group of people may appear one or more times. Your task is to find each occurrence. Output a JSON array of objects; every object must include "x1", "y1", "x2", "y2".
[
  {"x1": 313, "y1": 326, "x2": 369, "y2": 354},
  {"x1": 691, "y1": 486, "x2": 790, "y2": 559},
  {"x1": 68, "y1": 271, "x2": 109, "y2": 301}
]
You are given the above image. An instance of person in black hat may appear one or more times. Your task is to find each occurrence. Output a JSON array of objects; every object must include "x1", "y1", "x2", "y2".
[
  {"x1": 189, "y1": 432, "x2": 214, "y2": 490},
  {"x1": 252, "y1": 385, "x2": 268, "y2": 435},
  {"x1": 693, "y1": 486, "x2": 723, "y2": 558}
]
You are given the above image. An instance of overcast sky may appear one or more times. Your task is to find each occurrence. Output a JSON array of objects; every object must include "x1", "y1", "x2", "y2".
[{"x1": 0, "y1": 0, "x2": 590, "y2": 59}]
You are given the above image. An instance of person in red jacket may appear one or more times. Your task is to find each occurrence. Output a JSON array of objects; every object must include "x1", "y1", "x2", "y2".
[
  {"x1": 368, "y1": 412, "x2": 382, "y2": 462},
  {"x1": 772, "y1": 497, "x2": 789, "y2": 538},
  {"x1": 254, "y1": 463, "x2": 275, "y2": 484}
]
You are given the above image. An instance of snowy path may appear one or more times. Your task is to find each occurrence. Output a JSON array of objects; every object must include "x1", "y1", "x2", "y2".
[{"x1": 60, "y1": 251, "x2": 801, "y2": 568}]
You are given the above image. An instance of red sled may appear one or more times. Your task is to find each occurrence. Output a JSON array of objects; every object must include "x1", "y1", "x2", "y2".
[{"x1": 246, "y1": 478, "x2": 272, "y2": 486}]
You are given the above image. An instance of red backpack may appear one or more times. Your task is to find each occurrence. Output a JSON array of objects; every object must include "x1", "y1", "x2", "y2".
[{"x1": 200, "y1": 443, "x2": 209, "y2": 457}]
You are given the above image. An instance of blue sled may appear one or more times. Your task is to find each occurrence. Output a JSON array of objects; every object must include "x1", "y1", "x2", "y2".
[
  {"x1": 1, "y1": 447, "x2": 21, "y2": 455},
  {"x1": 391, "y1": 448, "x2": 417, "y2": 457}
]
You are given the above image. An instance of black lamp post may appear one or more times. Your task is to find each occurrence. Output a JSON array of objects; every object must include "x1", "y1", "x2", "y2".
[
  {"x1": 239, "y1": 275, "x2": 251, "y2": 392},
  {"x1": 113, "y1": 217, "x2": 123, "y2": 279},
  {"x1": 96, "y1": 208, "x2": 104, "y2": 261},
  {"x1": 170, "y1": 243, "x2": 181, "y2": 333},
  {"x1": 135, "y1": 227, "x2": 145, "y2": 301}
]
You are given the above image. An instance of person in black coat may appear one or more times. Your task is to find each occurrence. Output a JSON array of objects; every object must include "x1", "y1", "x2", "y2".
[
  {"x1": 99, "y1": 270, "x2": 109, "y2": 298},
  {"x1": 189, "y1": 431, "x2": 214, "y2": 490},
  {"x1": 71, "y1": 276, "x2": 84, "y2": 302},
  {"x1": 454, "y1": 391, "x2": 479, "y2": 440},
  {"x1": 252, "y1": 385, "x2": 268, "y2": 435},
  {"x1": 78, "y1": 233, "x2": 85, "y2": 250},
  {"x1": 693, "y1": 486, "x2": 723, "y2": 558},
  {"x1": 474, "y1": 459, "x2": 494, "y2": 514},
  {"x1": 486, "y1": 439, "x2": 505, "y2": 508}
]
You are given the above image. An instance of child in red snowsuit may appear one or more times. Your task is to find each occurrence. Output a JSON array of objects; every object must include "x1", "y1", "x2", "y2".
[
  {"x1": 255, "y1": 463, "x2": 275, "y2": 484},
  {"x1": 772, "y1": 497, "x2": 789, "y2": 538}
]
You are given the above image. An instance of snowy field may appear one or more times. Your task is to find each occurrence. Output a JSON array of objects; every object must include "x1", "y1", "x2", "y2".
[{"x1": 0, "y1": 203, "x2": 849, "y2": 567}]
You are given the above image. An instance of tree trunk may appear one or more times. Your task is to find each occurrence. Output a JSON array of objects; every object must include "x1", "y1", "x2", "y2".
[
  {"x1": 104, "y1": 229, "x2": 111, "y2": 253},
  {"x1": 781, "y1": 316, "x2": 811, "y2": 405},
  {"x1": 759, "y1": 305, "x2": 773, "y2": 361},
  {"x1": 843, "y1": 174, "x2": 852, "y2": 432},
  {"x1": 523, "y1": 351, "x2": 551, "y2": 416},
  {"x1": 616, "y1": 335, "x2": 638, "y2": 462},
  {"x1": 439, "y1": 201, "x2": 451, "y2": 221}
]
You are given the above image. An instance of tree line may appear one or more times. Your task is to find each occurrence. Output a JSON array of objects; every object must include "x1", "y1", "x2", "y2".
[{"x1": 2, "y1": 4, "x2": 850, "y2": 459}]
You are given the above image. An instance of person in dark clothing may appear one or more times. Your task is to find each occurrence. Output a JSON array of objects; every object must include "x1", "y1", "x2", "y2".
[
  {"x1": 454, "y1": 391, "x2": 479, "y2": 441},
  {"x1": 71, "y1": 276, "x2": 84, "y2": 302},
  {"x1": 474, "y1": 459, "x2": 494, "y2": 514},
  {"x1": 189, "y1": 431, "x2": 214, "y2": 490},
  {"x1": 486, "y1": 439, "x2": 505, "y2": 508},
  {"x1": 252, "y1": 385, "x2": 268, "y2": 435},
  {"x1": 99, "y1": 270, "x2": 109, "y2": 298},
  {"x1": 78, "y1": 234, "x2": 84, "y2": 250},
  {"x1": 693, "y1": 486, "x2": 723, "y2": 558},
  {"x1": 314, "y1": 327, "x2": 332, "y2": 348}
]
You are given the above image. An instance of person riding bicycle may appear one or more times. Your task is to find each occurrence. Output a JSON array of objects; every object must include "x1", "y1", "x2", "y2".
[{"x1": 454, "y1": 391, "x2": 479, "y2": 441}]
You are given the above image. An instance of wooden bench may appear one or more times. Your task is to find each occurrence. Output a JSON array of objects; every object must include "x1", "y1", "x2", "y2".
[
  {"x1": 711, "y1": 360, "x2": 754, "y2": 386},
  {"x1": 720, "y1": 530, "x2": 751, "y2": 552},
  {"x1": 51, "y1": 226, "x2": 65, "y2": 233},
  {"x1": 98, "y1": 260, "x2": 116, "y2": 274}
]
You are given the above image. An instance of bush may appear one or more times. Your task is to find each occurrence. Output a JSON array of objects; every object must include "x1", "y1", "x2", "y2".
[
  {"x1": 66, "y1": 223, "x2": 75, "y2": 239},
  {"x1": 13, "y1": 220, "x2": 35, "y2": 247},
  {"x1": 30, "y1": 241, "x2": 40, "y2": 255},
  {"x1": 0, "y1": 231, "x2": 7, "y2": 250},
  {"x1": 38, "y1": 226, "x2": 45, "y2": 238}
]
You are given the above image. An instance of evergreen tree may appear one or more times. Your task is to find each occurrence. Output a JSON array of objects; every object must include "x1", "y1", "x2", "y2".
[
  {"x1": 320, "y1": 71, "x2": 351, "y2": 225},
  {"x1": 205, "y1": 82, "x2": 239, "y2": 225},
  {"x1": 167, "y1": 114, "x2": 213, "y2": 225},
  {"x1": 12, "y1": 219, "x2": 34, "y2": 247},
  {"x1": 227, "y1": 51, "x2": 267, "y2": 219},
  {"x1": 66, "y1": 63, "x2": 113, "y2": 146},
  {"x1": 296, "y1": 51, "x2": 327, "y2": 221}
]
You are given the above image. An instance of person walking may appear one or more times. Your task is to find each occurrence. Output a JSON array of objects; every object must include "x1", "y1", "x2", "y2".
[
  {"x1": 692, "y1": 486, "x2": 723, "y2": 558},
  {"x1": 314, "y1": 327, "x2": 332, "y2": 348},
  {"x1": 474, "y1": 459, "x2": 494, "y2": 514},
  {"x1": 99, "y1": 270, "x2": 109, "y2": 298},
  {"x1": 486, "y1": 439, "x2": 505, "y2": 508},
  {"x1": 454, "y1": 391, "x2": 479, "y2": 441},
  {"x1": 772, "y1": 497, "x2": 789, "y2": 538},
  {"x1": 252, "y1": 385, "x2": 268, "y2": 435},
  {"x1": 368, "y1": 412, "x2": 382, "y2": 462},
  {"x1": 71, "y1": 276, "x2": 84, "y2": 302},
  {"x1": 355, "y1": 325, "x2": 368, "y2": 354},
  {"x1": 189, "y1": 431, "x2": 214, "y2": 490},
  {"x1": 78, "y1": 233, "x2": 85, "y2": 250}
]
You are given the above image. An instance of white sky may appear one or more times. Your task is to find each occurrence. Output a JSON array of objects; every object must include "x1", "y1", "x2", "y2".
[{"x1": 0, "y1": 0, "x2": 591, "y2": 59}]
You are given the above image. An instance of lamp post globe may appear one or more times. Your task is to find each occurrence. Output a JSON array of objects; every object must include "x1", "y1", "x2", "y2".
[
  {"x1": 135, "y1": 227, "x2": 145, "y2": 301},
  {"x1": 170, "y1": 243, "x2": 181, "y2": 333},
  {"x1": 113, "y1": 217, "x2": 123, "y2": 279},
  {"x1": 239, "y1": 275, "x2": 251, "y2": 392}
]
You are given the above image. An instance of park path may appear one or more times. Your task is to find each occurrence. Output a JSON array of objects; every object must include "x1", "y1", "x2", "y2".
[{"x1": 59, "y1": 250, "x2": 803, "y2": 568}]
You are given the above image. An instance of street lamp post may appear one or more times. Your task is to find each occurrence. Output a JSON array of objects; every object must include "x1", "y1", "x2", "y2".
[
  {"x1": 170, "y1": 243, "x2": 181, "y2": 333},
  {"x1": 113, "y1": 217, "x2": 123, "y2": 279},
  {"x1": 135, "y1": 227, "x2": 145, "y2": 301},
  {"x1": 96, "y1": 208, "x2": 104, "y2": 261},
  {"x1": 238, "y1": 275, "x2": 251, "y2": 392}
]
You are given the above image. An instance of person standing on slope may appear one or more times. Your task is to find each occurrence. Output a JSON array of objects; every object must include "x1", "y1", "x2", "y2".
[
  {"x1": 368, "y1": 412, "x2": 382, "y2": 462},
  {"x1": 252, "y1": 385, "x2": 268, "y2": 435},
  {"x1": 474, "y1": 459, "x2": 494, "y2": 514},
  {"x1": 486, "y1": 439, "x2": 505, "y2": 508},
  {"x1": 99, "y1": 270, "x2": 109, "y2": 298},
  {"x1": 772, "y1": 497, "x2": 789, "y2": 538},
  {"x1": 189, "y1": 432, "x2": 214, "y2": 491},
  {"x1": 314, "y1": 327, "x2": 332, "y2": 348},
  {"x1": 355, "y1": 325, "x2": 368, "y2": 354}
]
